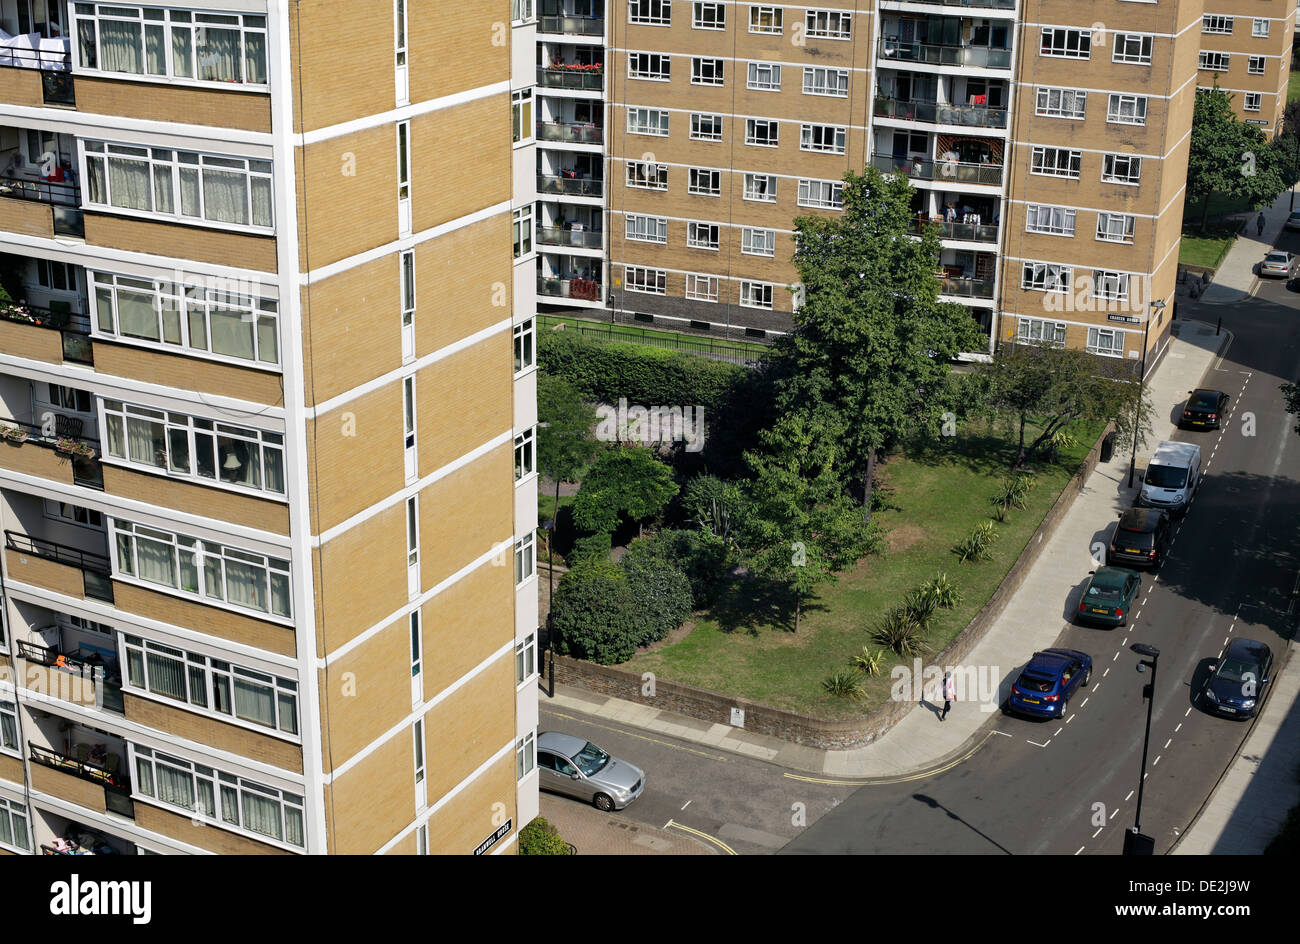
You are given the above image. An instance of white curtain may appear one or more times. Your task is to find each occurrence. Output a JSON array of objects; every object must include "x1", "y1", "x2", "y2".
[
  {"x1": 196, "y1": 27, "x2": 238, "y2": 82},
  {"x1": 256, "y1": 315, "x2": 278, "y2": 364},
  {"x1": 223, "y1": 559, "x2": 266, "y2": 613},
  {"x1": 135, "y1": 535, "x2": 177, "y2": 589},
  {"x1": 201, "y1": 169, "x2": 247, "y2": 225},
  {"x1": 155, "y1": 763, "x2": 194, "y2": 809},
  {"x1": 100, "y1": 20, "x2": 142, "y2": 73},
  {"x1": 244, "y1": 32, "x2": 266, "y2": 84},
  {"x1": 209, "y1": 306, "x2": 255, "y2": 359},
  {"x1": 217, "y1": 435, "x2": 259, "y2": 488},
  {"x1": 107, "y1": 157, "x2": 150, "y2": 210},
  {"x1": 241, "y1": 791, "x2": 283, "y2": 841},
  {"x1": 179, "y1": 167, "x2": 200, "y2": 217},
  {"x1": 144, "y1": 23, "x2": 164, "y2": 74},
  {"x1": 85, "y1": 156, "x2": 106, "y2": 204},
  {"x1": 170, "y1": 27, "x2": 193, "y2": 77},
  {"x1": 145, "y1": 650, "x2": 185, "y2": 700},
  {"x1": 126, "y1": 414, "x2": 165, "y2": 468},
  {"x1": 250, "y1": 177, "x2": 271, "y2": 227},
  {"x1": 270, "y1": 572, "x2": 290, "y2": 618},
  {"x1": 234, "y1": 676, "x2": 274, "y2": 727}
]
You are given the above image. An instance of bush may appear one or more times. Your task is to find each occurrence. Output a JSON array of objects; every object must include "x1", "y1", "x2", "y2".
[
  {"x1": 851, "y1": 647, "x2": 887, "y2": 677},
  {"x1": 519, "y1": 817, "x2": 572, "y2": 855},
  {"x1": 621, "y1": 551, "x2": 693, "y2": 646},
  {"x1": 569, "y1": 531, "x2": 612, "y2": 564},
  {"x1": 550, "y1": 560, "x2": 642, "y2": 665},
  {"x1": 920, "y1": 573, "x2": 962, "y2": 609},
  {"x1": 624, "y1": 529, "x2": 729, "y2": 606},
  {"x1": 903, "y1": 586, "x2": 939, "y2": 631},
  {"x1": 873, "y1": 607, "x2": 929, "y2": 656},
  {"x1": 954, "y1": 520, "x2": 999, "y2": 562},
  {"x1": 823, "y1": 668, "x2": 866, "y2": 699}
]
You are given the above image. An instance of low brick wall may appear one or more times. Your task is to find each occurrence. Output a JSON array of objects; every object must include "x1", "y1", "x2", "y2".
[{"x1": 553, "y1": 423, "x2": 1115, "y2": 749}]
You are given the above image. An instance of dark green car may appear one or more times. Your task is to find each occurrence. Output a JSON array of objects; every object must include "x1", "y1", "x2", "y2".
[{"x1": 1075, "y1": 567, "x2": 1141, "y2": 627}]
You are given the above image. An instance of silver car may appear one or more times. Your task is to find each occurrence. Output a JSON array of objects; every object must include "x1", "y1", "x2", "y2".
[{"x1": 536, "y1": 731, "x2": 646, "y2": 812}]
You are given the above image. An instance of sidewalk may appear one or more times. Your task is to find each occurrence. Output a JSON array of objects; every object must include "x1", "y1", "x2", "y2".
[
  {"x1": 1197, "y1": 189, "x2": 1294, "y2": 304},
  {"x1": 545, "y1": 320, "x2": 1228, "y2": 778},
  {"x1": 537, "y1": 793, "x2": 715, "y2": 855}
]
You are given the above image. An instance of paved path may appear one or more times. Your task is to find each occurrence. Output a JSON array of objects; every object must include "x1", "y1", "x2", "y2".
[
  {"x1": 1198, "y1": 189, "x2": 1294, "y2": 304},
  {"x1": 537, "y1": 793, "x2": 715, "y2": 855}
]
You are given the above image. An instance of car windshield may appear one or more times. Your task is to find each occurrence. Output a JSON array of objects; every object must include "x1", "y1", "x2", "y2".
[
  {"x1": 1189, "y1": 394, "x2": 1218, "y2": 409},
  {"x1": 1216, "y1": 658, "x2": 1257, "y2": 684},
  {"x1": 1017, "y1": 672, "x2": 1055, "y2": 693},
  {"x1": 1145, "y1": 464, "x2": 1187, "y2": 488},
  {"x1": 1266, "y1": 253, "x2": 1289, "y2": 264},
  {"x1": 1117, "y1": 529, "x2": 1155, "y2": 550},
  {"x1": 573, "y1": 742, "x2": 610, "y2": 776}
]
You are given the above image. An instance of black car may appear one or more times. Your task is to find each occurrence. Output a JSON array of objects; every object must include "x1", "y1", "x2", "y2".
[
  {"x1": 1200, "y1": 638, "x2": 1274, "y2": 719},
  {"x1": 1180, "y1": 389, "x2": 1229, "y2": 430},
  {"x1": 1107, "y1": 508, "x2": 1170, "y2": 569}
]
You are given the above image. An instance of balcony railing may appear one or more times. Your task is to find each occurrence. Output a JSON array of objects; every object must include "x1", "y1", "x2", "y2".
[
  {"x1": 16, "y1": 640, "x2": 124, "y2": 714},
  {"x1": 892, "y1": 0, "x2": 1015, "y2": 8},
  {"x1": 871, "y1": 153, "x2": 1003, "y2": 186},
  {"x1": 29, "y1": 743, "x2": 134, "y2": 818},
  {"x1": 537, "y1": 225, "x2": 603, "y2": 248},
  {"x1": 874, "y1": 97, "x2": 1008, "y2": 129},
  {"x1": 537, "y1": 173, "x2": 603, "y2": 197},
  {"x1": 537, "y1": 66, "x2": 604, "y2": 91},
  {"x1": 538, "y1": 276, "x2": 603, "y2": 302},
  {"x1": 538, "y1": 121, "x2": 603, "y2": 144},
  {"x1": 914, "y1": 219, "x2": 999, "y2": 242},
  {"x1": 939, "y1": 275, "x2": 996, "y2": 298},
  {"x1": 4, "y1": 530, "x2": 114, "y2": 602},
  {"x1": 538, "y1": 14, "x2": 604, "y2": 35},
  {"x1": 878, "y1": 39, "x2": 1012, "y2": 69},
  {"x1": 0, "y1": 416, "x2": 102, "y2": 486},
  {"x1": 0, "y1": 300, "x2": 94, "y2": 362},
  {"x1": 0, "y1": 175, "x2": 78, "y2": 207}
]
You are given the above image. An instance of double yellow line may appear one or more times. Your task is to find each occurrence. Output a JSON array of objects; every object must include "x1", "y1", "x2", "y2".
[
  {"x1": 783, "y1": 731, "x2": 996, "y2": 786},
  {"x1": 665, "y1": 820, "x2": 737, "y2": 855}
]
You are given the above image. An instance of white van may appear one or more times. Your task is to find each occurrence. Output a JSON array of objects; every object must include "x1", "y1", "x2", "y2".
[{"x1": 1139, "y1": 441, "x2": 1201, "y2": 515}]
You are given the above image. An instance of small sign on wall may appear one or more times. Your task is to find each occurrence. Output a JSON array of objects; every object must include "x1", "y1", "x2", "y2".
[{"x1": 730, "y1": 707, "x2": 745, "y2": 728}]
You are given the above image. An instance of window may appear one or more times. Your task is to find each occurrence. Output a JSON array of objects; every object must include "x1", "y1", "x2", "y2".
[
  {"x1": 746, "y1": 119, "x2": 779, "y2": 146},
  {"x1": 1107, "y1": 94, "x2": 1148, "y2": 125},
  {"x1": 1030, "y1": 147, "x2": 1081, "y2": 179},
  {"x1": 132, "y1": 746, "x2": 304, "y2": 847},
  {"x1": 748, "y1": 61, "x2": 781, "y2": 91},
  {"x1": 1093, "y1": 270, "x2": 1130, "y2": 301},
  {"x1": 806, "y1": 9, "x2": 851, "y2": 39},
  {"x1": 627, "y1": 107, "x2": 669, "y2": 136},
  {"x1": 626, "y1": 214, "x2": 668, "y2": 243},
  {"x1": 1025, "y1": 204, "x2": 1076, "y2": 236},
  {"x1": 515, "y1": 532, "x2": 535, "y2": 585},
  {"x1": 83, "y1": 142, "x2": 272, "y2": 231},
  {"x1": 0, "y1": 701, "x2": 19, "y2": 753},
  {"x1": 416, "y1": 823, "x2": 428, "y2": 854},
  {"x1": 1018, "y1": 317, "x2": 1068, "y2": 344},
  {"x1": 103, "y1": 400, "x2": 285, "y2": 495},
  {"x1": 1202, "y1": 15, "x2": 1233, "y2": 34},
  {"x1": 687, "y1": 221, "x2": 720, "y2": 249},
  {"x1": 1102, "y1": 154, "x2": 1142, "y2": 185},
  {"x1": 1040, "y1": 27, "x2": 1091, "y2": 59},
  {"x1": 1112, "y1": 34, "x2": 1153, "y2": 65},
  {"x1": 691, "y1": 113, "x2": 723, "y2": 141},
  {"x1": 1245, "y1": 93, "x2": 1262, "y2": 112},
  {"x1": 410, "y1": 611, "x2": 422, "y2": 686},
  {"x1": 803, "y1": 66, "x2": 849, "y2": 97},
  {"x1": 1086, "y1": 326, "x2": 1125, "y2": 357},
  {"x1": 743, "y1": 173, "x2": 777, "y2": 202},
  {"x1": 516, "y1": 633, "x2": 536, "y2": 684},
  {"x1": 112, "y1": 519, "x2": 291, "y2": 619},
  {"x1": 798, "y1": 179, "x2": 844, "y2": 209},
  {"x1": 625, "y1": 266, "x2": 667, "y2": 294},
  {"x1": 685, "y1": 274, "x2": 719, "y2": 301},
  {"x1": 1248, "y1": 56, "x2": 1266, "y2": 75},
  {"x1": 740, "y1": 281, "x2": 773, "y2": 309},
  {"x1": 514, "y1": 428, "x2": 535, "y2": 480},
  {"x1": 801, "y1": 124, "x2": 846, "y2": 154},
  {"x1": 511, "y1": 0, "x2": 533, "y2": 23},
  {"x1": 45, "y1": 500, "x2": 104, "y2": 528},
  {"x1": 688, "y1": 167, "x2": 721, "y2": 195},
  {"x1": 514, "y1": 319, "x2": 535, "y2": 374},
  {"x1": 749, "y1": 5, "x2": 782, "y2": 33},
  {"x1": 1199, "y1": 52, "x2": 1229, "y2": 71},
  {"x1": 629, "y1": 52, "x2": 670, "y2": 80},
  {"x1": 36, "y1": 259, "x2": 78, "y2": 293},
  {"x1": 626, "y1": 161, "x2": 668, "y2": 190},
  {"x1": 512, "y1": 205, "x2": 532, "y2": 258},
  {"x1": 1035, "y1": 87, "x2": 1087, "y2": 119},
  {"x1": 73, "y1": 5, "x2": 268, "y2": 86},
  {"x1": 629, "y1": 0, "x2": 671, "y2": 25},
  {"x1": 42, "y1": 383, "x2": 93, "y2": 413},
  {"x1": 0, "y1": 795, "x2": 29, "y2": 852},
  {"x1": 413, "y1": 719, "x2": 425, "y2": 798},
  {"x1": 124, "y1": 634, "x2": 299, "y2": 735},
  {"x1": 693, "y1": 2, "x2": 724, "y2": 29},
  {"x1": 91, "y1": 272, "x2": 279, "y2": 367},
  {"x1": 1021, "y1": 262, "x2": 1072, "y2": 294},
  {"x1": 1252, "y1": 18, "x2": 1269, "y2": 38},
  {"x1": 511, "y1": 88, "x2": 532, "y2": 143},
  {"x1": 516, "y1": 731, "x2": 536, "y2": 780},
  {"x1": 742, "y1": 227, "x2": 776, "y2": 256},
  {"x1": 1096, "y1": 212, "x2": 1136, "y2": 244},
  {"x1": 692, "y1": 56, "x2": 724, "y2": 85}
]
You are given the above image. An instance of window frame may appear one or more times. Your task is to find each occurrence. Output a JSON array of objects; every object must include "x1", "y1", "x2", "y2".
[
  {"x1": 739, "y1": 280, "x2": 774, "y2": 309},
  {"x1": 513, "y1": 318, "x2": 535, "y2": 375},
  {"x1": 1030, "y1": 146, "x2": 1082, "y2": 179},
  {"x1": 627, "y1": 106, "x2": 670, "y2": 136},
  {"x1": 1021, "y1": 262, "x2": 1073, "y2": 294},
  {"x1": 1086, "y1": 326, "x2": 1126, "y2": 357},
  {"x1": 747, "y1": 61, "x2": 782, "y2": 91},
  {"x1": 1035, "y1": 87, "x2": 1087, "y2": 119},
  {"x1": 797, "y1": 178, "x2": 844, "y2": 209},
  {"x1": 628, "y1": 51, "x2": 671, "y2": 81},
  {"x1": 1017, "y1": 316, "x2": 1068, "y2": 345},
  {"x1": 625, "y1": 213, "x2": 668, "y2": 244},
  {"x1": 741, "y1": 226, "x2": 777, "y2": 257},
  {"x1": 1025, "y1": 204, "x2": 1077, "y2": 237},
  {"x1": 688, "y1": 167, "x2": 722, "y2": 196},
  {"x1": 745, "y1": 118, "x2": 780, "y2": 147},
  {"x1": 686, "y1": 220, "x2": 721, "y2": 250},
  {"x1": 1107, "y1": 93, "x2": 1148, "y2": 125},
  {"x1": 748, "y1": 4, "x2": 782, "y2": 33},
  {"x1": 743, "y1": 172, "x2": 777, "y2": 202},
  {"x1": 802, "y1": 66, "x2": 849, "y2": 97},
  {"x1": 1096, "y1": 212, "x2": 1136, "y2": 244},
  {"x1": 628, "y1": 0, "x2": 672, "y2": 26},
  {"x1": 626, "y1": 161, "x2": 669, "y2": 190},
  {"x1": 625, "y1": 265, "x2": 667, "y2": 295},
  {"x1": 800, "y1": 124, "x2": 847, "y2": 154},
  {"x1": 690, "y1": 113, "x2": 723, "y2": 141},
  {"x1": 692, "y1": 2, "x2": 724, "y2": 30},
  {"x1": 806, "y1": 9, "x2": 851, "y2": 40},
  {"x1": 685, "y1": 273, "x2": 719, "y2": 302},
  {"x1": 1112, "y1": 33, "x2": 1153, "y2": 65},
  {"x1": 1040, "y1": 27, "x2": 1091, "y2": 59},
  {"x1": 1101, "y1": 153, "x2": 1142, "y2": 185},
  {"x1": 691, "y1": 56, "x2": 725, "y2": 86}
]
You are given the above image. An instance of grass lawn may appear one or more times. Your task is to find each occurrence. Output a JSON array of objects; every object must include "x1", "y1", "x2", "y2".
[
  {"x1": 1179, "y1": 230, "x2": 1237, "y2": 269},
  {"x1": 1289, "y1": 69, "x2": 1300, "y2": 103},
  {"x1": 623, "y1": 420, "x2": 1104, "y2": 717},
  {"x1": 538, "y1": 313, "x2": 771, "y2": 360}
]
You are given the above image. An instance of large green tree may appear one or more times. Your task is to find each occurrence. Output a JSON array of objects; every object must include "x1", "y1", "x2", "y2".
[
  {"x1": 537, "y1": 374, "x2": 599, "y2": 542},
  {"x1": 1188, "y1": 86, "x2": 1290, "y2": 232},
  {"x1": 773, "y1": 166, "x2": 985, "y2": 515},
  {"x1": 572, "y1": 446, "x2": 678, "y2": 537}
]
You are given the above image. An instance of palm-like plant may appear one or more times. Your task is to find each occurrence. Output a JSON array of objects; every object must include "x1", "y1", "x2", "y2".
[
  {"x1": 823, "y1": 668, "x2": 866, "y2": 699},
  {"x1": 922, "y1": 573, "x2": 962, "y2": 608},
  {"x1": 904, "y1": 586, "x2": 939, "y2": 631},
  {"x1": 873, "y1": 606, "x2": 929, "y2": 656}
]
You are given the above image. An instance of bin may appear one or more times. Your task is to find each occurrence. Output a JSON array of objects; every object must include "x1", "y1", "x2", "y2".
[{"x1": 1100, "y1": 431, "x2": 1117, "y2": 463}]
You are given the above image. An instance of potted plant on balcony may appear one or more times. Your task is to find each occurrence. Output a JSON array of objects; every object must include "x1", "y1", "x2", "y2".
[
  {"x1": 54, "y1": 437, "x2": 95, "y2": 459},
  {"x1": 0, "y1": 423, "x2": 28, "y2": 443}
]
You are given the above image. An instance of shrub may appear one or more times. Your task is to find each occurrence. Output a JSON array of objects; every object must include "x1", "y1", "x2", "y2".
[
  {"x1": 519, "y1": 817, "x2": 572, "y2": 855},
  {"x1": 569, "y1": 531, "x2": 612, "y2": 564},
  {"x1": 873, "y1": 607, "x2": 929, "y2": 656},
  {"x1": 823, "y1": 668, "x2": 866, "y2": 699},
  {"x1": 954, "y1": 520, "x2": 999, "y2": 562},
  {"x1": 921, "y1": 573, "x2": 962, "y2": 609},
  {"x1": 903, "y1": 586, "x2": 939, "y2": 631},
  {"x1": 851, "y1": 647, "x2": 887, "y2": 677},
  {"x1": 550, "y1": 559, "x2": 642, "y2": 665},
  {"x1": 621, "y1": 551, "x2": 693, "y2": 646},
  {"x1": 624, "y1": 529, "x2": 729, "y2": 606},
  {"x1": 993, "y1": 472, "x2": 1037, "y2": 512}
]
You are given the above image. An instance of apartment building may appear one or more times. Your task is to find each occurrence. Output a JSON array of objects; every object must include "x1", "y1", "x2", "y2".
[
  {"x1": 0, "y1": 0, "x2": 539, "y2": 855},
  {"x1": 1196, "y1": 2, "x2": 1294, "y2": 134},
  {"x1": 528, "y1": 0, "x2": 1288, "y2": 371}
]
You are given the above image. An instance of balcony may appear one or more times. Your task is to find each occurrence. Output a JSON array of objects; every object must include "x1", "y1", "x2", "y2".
[
  {"x1": 890, "y1": 0, "x2": 1015, "y2": 8},
  {"x1": 4, "y1": 530, "x2": 113, "y2": 602},
  {"x1": 0, "y1": 175, "x2": 84, "y2": 237},
  {"x1": 0, "y1": 34, "x2": 74, "y2": 106},
  {"x1": 29, "y1": 743, "x2": 134, "y2": 819},
  {"x1": 17, "y1": 639, "x2": 124, "y2": 714},
  {"x1": 938, "y1": 275, "x2": 996, "y2": 299},
  {"x1": 538, "y1": 173, "x2": 603, "y2": 197},
  {"x1": 538, "y1": 276, "x2": 603, "y2": 302},
  {"x1": 874, "y1": 97, "x2": 1008, "y2": 129},
  {"x1": 538, "y1": 224, "x2": 602, "y2": 249},
  {"x1": 538, "y1": 121, "x2": 603, "y2": 145},
  {"x1": 0, "y1": 300, "x2": 93, "y2": 364},
  {"x1": 878, "y1": 39, "x2": 1011, "y2": 69},
  {"x1": 538, "y1": 14, "x2": 604, "y2": 36},
  {"x1": 537, "y1": 65, "x2": 603, "y2": 91},
  {"x1": 914, "y1": 218, "x2": 999, "y2": 243},
  {"x1": 0, "y1": 418, "x2": 102, "y2": 488},
  {"x1": 872, "y1": 153, "x2": 1003, "y2": 186}
]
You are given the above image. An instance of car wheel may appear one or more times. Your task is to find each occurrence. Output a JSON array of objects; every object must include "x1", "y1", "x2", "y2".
[
  {"x1": 593, "y1": 793, "x2": 615, "y2": 812},
  {"x1": 1082, "y1": 667, "x2": 1091, "y2": 687},
  {"x1": 1059, "y1": 696, "x2": 1069, "y2": 717}
]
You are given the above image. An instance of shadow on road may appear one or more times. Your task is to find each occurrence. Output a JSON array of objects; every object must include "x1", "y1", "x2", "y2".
[{"x1": 912, "y1": 793, "x2": 1013, "y2": 854}]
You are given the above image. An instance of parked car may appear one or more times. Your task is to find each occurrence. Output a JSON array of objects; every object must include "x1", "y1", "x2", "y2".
[
  {"x1": 1180, "y1": 389, "x2": 1230, "y2": 430},
  {"x1": 1107, "y1": 508, "x2": 1171, "y2": 569},
  {"x1": 536, "y1": 731, "x2": 646, "y2": 811},
  {"x1": 1139, "y1": 440, "x2": 1201, "y2": 516},
  {"x1": 1286, "y1": 211, "x2": 1300, "y2": 231},
  {"x1": 1008, "y1": 649, "x2": 1093, "y2": 718},
  {"x1": 1200, "y1": 638, "x2": 1274, "y2": 719},
  {"x1": 1260, "y1": 251, "x2": 1294, "y2": 278},
  {"x1": 1076, "y1": 567, "x2": 1141, "y2": 627}
]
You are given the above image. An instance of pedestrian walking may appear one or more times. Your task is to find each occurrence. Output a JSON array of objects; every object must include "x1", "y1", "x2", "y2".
[
  {"x1": 941, "y1": 671, "x2": 956, "y2": 721},
  {"x1": 1257, "y1": 211, "x2": 1266, "y2": 237}
]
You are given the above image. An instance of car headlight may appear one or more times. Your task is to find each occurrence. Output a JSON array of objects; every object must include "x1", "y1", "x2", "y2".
[
  {"x1": 1241, "y1": 699, "x2": 1256, "y2": 709},
  {"x1": 1205, "y1": 690, "x2": 1219, "y2": 702}
]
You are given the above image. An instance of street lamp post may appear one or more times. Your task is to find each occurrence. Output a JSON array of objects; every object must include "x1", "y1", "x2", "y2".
[
  {"x1": 1127, "y1": 299, "x2": 1165, "y2": 489},
  {"x1": 1125, "y1": 643, "x2": 1160, "y2": 855}
]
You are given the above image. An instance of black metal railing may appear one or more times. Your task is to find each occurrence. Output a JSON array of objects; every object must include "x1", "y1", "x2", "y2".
[
  {"x1": 939, "y1": 275, "x2": 996, "y2": 298},
  {"x1": 15, "y1": 639, "x2": 123, "y2": 712},
  {"x1": 0, "y1": 299, "x2": 73, "y2": 329},
  {"x1": 4, "y1": 530, "x2": 113, "y2": 602},
  {"x1": 29, "y1": 743, "x2": 134, "y2": 818},
  {"x1": 0, "y1": 175, "x2": 79, "y2": 207},
  {"x1": 537, "y1": 121, "x2": 603, "y2": 144},
  {"x1": 537, "y1": 173, "x2": 603, "y2": 197},
  {"x1": 538, "y1": 14, "x2": 603, "y2": 35},
  {"x1": 871, "y1": 153, "x2": 1004, "y2": 186},
  {"x1": 913, "y1": 219, "x2": 1000, "y2": 242},
  {"x1": 537, "y1": 225, "x2": 603, "y2": 249},
  {"x1": 0, "y1": 46, "x2": 73, "y2": 71},
  {"x1": 878, "y1": 39, "x2": 1012, "y2": 69},
  {"x1": 874, "y1": 97, "x2": 1009, "y2": 129},
  {"x1": 537, "y1": 66, "x2": 603, "y2": 91},
  {"x1": 0, "y1": 416, "x2": 99, "y2": 459}
]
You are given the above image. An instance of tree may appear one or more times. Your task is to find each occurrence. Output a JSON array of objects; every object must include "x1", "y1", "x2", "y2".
[
  {"x1": 742, "y1": 410, "x2": 881, "y2": 631},
  {"x1": 621, "y1": 551, "x2": 693, "y2": 645},
  {"x1": 1187, "y1": 86, "x2": 1289, "y2": 232},
  {"x1": 773, "y1": 166, "x2": 985, "y2": 515},
  {"x1": 572, "y1": 446, "x2": 678, "y2": 537},
  {"x1": 550, "y1": 559, "x2": 642, "y2": 665},
  {"x1": 537, "y1": 374, "x2": 599, "y2": 543},
  {"x1": 979, "y1": 344, "x2": 1140, "y2": 468},
  {"x1": 623, "y1": 529, "x2": 730, "y2": 606}
]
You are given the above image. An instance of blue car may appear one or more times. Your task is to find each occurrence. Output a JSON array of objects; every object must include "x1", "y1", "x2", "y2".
[
  {"x1": 1200, "y1": 638, "x2": 1274, "y2": 719},
  {"x1": 1008, "y1": 648, "x2": 1093, "y2": 718}
]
